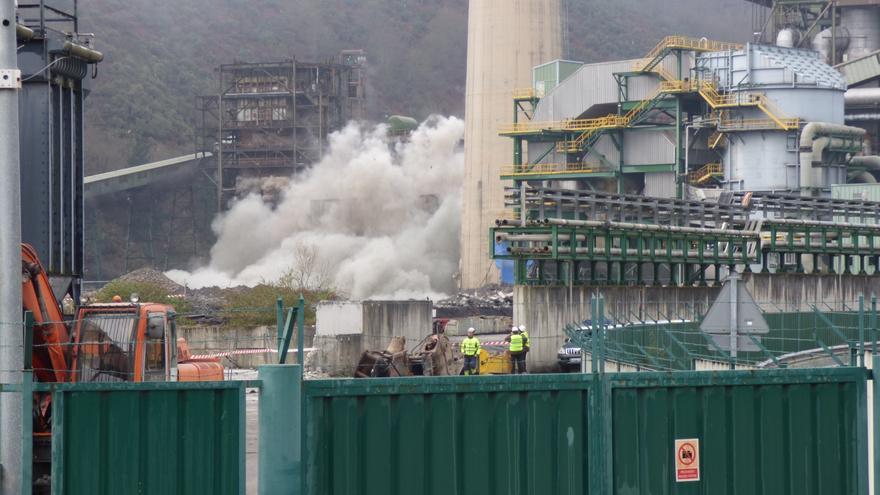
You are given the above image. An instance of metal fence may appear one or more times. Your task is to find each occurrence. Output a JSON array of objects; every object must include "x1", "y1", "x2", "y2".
[
  {"x1": 567, "y1": 294, "x2": 880, "y2": 372},
  {"x1": 285, "y1": 365, "x2": 869, "y2": 495}
]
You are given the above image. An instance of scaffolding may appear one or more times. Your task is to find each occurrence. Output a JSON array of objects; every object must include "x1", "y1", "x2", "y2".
[{"x1": 198, "y1": 52, "x2": 366, "y2": 210}]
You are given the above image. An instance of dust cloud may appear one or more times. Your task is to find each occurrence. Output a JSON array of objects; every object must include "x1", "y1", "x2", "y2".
[{"x1": 166, "y1": 116, "x2": 464, "y2": 299}]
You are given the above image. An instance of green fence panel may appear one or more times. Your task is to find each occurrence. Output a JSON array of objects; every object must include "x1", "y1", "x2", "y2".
[
  {"x1": 303, "y1": 374, "x2": 593, "y2": 495},
  {"x1": 49, "y1": 381, "x2": 245, "y2": 495},
  {"x1": 607, "y1": 368, "x2": 869, "y2": 495}
]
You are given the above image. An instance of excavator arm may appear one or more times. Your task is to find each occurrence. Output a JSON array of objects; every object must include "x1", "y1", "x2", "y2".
[{"x1": 21, "y1": 244, "x2": 71, "y2": 383}]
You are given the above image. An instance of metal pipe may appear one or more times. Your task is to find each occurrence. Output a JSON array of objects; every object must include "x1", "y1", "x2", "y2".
[
  {"x1": 848, "y1": 171, "x2": 878, "y2": 183},
  {"x1": 846, "y1": 113, "x2": 880, "y2": 122},
  {"x1": 0, "y1": 0, "x2": 23, "y2": 491},
  {"x1": 542, "y1": 217, "x2": 759, "y2": 237},
  {"x1": 14, "y1": 23, "x2": 33, "y2": 41},
  {"x1": 495, "y1": 233, "x2": 586, "y2": 242},
  {"x1": 845, "y1": 88, "x2": 880, "y2": 107},
  {"x1": 61, "y1": 40, "x2": 103, "y2": 63},
  {"x1": 799, "y1": 122, "x2": 867, "y2": 195}
]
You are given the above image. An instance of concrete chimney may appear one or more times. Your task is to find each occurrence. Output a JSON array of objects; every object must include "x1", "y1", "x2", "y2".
[{"x1": 459, "y1": 0, "x2": 563, "y2": 289}]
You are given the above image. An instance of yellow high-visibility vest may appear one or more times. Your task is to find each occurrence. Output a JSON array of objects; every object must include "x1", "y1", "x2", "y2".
[
  {"x1": 509, "y1": 333, "x2": 524, "y2": 352},
  {"x1": 460, "y1": 336, "x2": 481, "y2": 356}
]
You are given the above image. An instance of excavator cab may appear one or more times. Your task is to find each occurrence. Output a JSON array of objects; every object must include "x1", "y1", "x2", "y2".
[{"x1": 70, "y1": 303, "x2": 179, "y2": 383}]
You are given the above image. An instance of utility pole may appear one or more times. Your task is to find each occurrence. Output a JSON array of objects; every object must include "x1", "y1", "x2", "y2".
[{"x1": 0, "y1": 0, "x2": 23, "y2": 492}]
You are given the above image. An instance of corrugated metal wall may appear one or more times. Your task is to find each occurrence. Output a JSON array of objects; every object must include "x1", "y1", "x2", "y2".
[
  {"x1": 304, "y1": 375, "x2": 592, "y2": 495},
  {"x1": 609, "y1": 369, "x2": 868, "y2": 494},
  {"x1": 533, "y1": 60, "x2": 632, "y2": 121},
  {"x1": 623, "y1": 130, "x2": 674, "y2": 165},
  {"x1": 301, "y1": 368, "x2": 867, "y2": 495},
  {"x1": 52, "y1": 383, "x2": 244, "y2": 495}
]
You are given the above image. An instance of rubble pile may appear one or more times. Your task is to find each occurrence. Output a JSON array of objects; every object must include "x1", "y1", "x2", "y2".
[
  {"x1": 99, "y1": 269, "x2": 252, "y2": 323},
  {"x1": 116, "y1": 268, "x2": 184, "y2": 294},
  {"x1": 435, "y1": 284, "x2": 513, "y2": 318}
]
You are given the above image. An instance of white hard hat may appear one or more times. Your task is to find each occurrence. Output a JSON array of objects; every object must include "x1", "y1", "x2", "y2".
[
  {"x1": 518, "y1": 325, "x2": 526, "y2": 331},
  {"x1": 467, "y1": 327, "x2": 475, "y2": 334}
]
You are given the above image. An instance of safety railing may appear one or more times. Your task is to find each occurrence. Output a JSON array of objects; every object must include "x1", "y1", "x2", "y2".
[
  {"x1": 708, "y1": 130, "x2": 727, "y2": 149},
  {"x1": 512, "y1": 87, "x2": 537, "y2": 100},
  {"x1": 500, "y1": 162, "x2": 612, "y2": 176},
  {"x1": 633, "y1": 35, "x2": 743, "y2": 72},
  {"x1": 687, "y1": 163, "x2": 723, "y2": 184}
]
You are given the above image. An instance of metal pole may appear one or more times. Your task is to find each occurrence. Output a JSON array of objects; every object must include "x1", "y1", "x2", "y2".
[
  {"x1": 0, "y1": 1, "x2": 23, "y2": 492},
  {"x1": 729, "y1": 275, "x2": 738, "y2": 368},
  {"x1": 275, "y1": 297, "x2": 283, "y2": 355},
  {"x1": 258, "y1": 365, "x2": 302, "y2": 495},
  {"x1": 859, "y1": 295, "x2": 865, "y2": 367},
  {"x1": 296, "y1": 295, "x2": 305, "y2": 366}
]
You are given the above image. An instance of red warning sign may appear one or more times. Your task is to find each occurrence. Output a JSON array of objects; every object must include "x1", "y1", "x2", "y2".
[{"x1": 675, "y1": 438, "x2": 700, "y2": 482}]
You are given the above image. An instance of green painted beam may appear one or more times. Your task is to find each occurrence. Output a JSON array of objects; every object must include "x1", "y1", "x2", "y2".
[{"x1": 621, "y1": 163, "x2": 675, "y2": 174}]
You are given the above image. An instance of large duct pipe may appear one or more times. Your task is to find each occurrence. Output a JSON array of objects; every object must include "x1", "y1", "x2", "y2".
[
  {"x1": 849, "y1": 155, "x2": 880, "y2": 182},
  {"x1": 848, "y1": 171, "x2": 877, "y2": 183},
  {"x1": 813, "y1": 27, "x2": 849, "y2": 65},
  {"x1": 799, "y1": 122, "x2": 867, "y2": 195},
  {"x1": 845, "y1": 88, "x2": 880, "y2": 107}
]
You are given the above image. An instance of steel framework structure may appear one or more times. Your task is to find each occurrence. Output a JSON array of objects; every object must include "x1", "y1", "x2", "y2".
[
  {"x1": 198, "y1": 53, "x2": 366, "y2": 211},
  {"x1": 492, "y1": 187, "x2": 880, "y2": 285}
]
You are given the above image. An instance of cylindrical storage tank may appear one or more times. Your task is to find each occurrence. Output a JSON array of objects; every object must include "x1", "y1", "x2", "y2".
[
  {"x1": 725, "y1": 86, "x2": 844, "y2": 192},
  {"x1": 776, "y1": 28, "x2": 799, "y2": 48},
  {"x1": 842, "y1": 7, "x2": 880, "y2": 60},
  {"x1": 703, "y1": 44, "x2": 847, "y2": 193},
  {"x1": 725, "y1": 133, "x2": 795, "y2": 191}
]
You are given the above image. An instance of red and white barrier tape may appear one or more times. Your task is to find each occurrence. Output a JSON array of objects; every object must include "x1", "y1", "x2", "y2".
[{"x1": 191, "y1": 347, "x2": 317, "y2": 360}]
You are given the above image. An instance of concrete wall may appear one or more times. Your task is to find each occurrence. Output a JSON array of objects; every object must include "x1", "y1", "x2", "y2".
[
  {"x1": 311, "y1": 300, "x2": 433, "y2": 375},
  {"x1": 515, "y1": 274, "x2": 880, "y2": 371},
  {"x1": 179, "y1": 325, "x2": 276, "y2": 368},
  {"x1": 459, "y1": 0, "x2": 563, "y2": 289},
  {"x1": 361, "y1": 300, "x2": 433, "y2": 350},
  {"x1": 316, "y1": 301, "x2": 362, "y2": 335}
]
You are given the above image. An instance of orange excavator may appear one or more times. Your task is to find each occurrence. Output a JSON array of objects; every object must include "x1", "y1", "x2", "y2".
[
  {"x1": 24, "y1": 244, "x2": 224, "y2": 491},
  {"x1": 22, "y1": 244, "x2": 223, "y2": 424}
]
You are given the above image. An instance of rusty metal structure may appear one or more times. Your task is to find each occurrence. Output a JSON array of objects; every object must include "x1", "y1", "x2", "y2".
[{"x1": 198, "y1": 50, "x2": 366, "y2": 210}]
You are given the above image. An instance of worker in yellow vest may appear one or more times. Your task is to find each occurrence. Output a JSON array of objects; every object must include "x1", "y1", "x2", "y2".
[
  {"x1": 506, "y1": 327, "x2": 527, "y2": 374},
  {"x1": 519, "y1": 325, "x2": 530, "y2": 353},
  {"x1": 459, "y1": 327, "x2": 481, "y2": 375}
]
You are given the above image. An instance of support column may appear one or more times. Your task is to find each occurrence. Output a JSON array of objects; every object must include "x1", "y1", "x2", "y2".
[
  {"x1": 258, "y1": 365, "x2": 303, "y2": 495},
  {"x1": 0, "y1": 2, "x2": 23, "y2": 492}
]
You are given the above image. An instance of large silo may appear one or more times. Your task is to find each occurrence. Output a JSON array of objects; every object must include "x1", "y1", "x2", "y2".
[
  {"x1": 700, "y1": 45, "x2": 847, "y2": 192},
  {"x1": 459, "y1": 0, "x2": 563, "y2": 289}
]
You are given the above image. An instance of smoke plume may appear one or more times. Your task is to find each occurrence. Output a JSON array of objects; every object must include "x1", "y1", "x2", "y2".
[{"x1": 167, "y1": 116, "x2": 464, "y2": 299}]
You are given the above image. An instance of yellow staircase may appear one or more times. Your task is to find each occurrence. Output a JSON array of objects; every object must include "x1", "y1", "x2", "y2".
[
  {"x1": 696, "y1": 81, "x2": 799, "y2": 130},
  {"x1": 688, "y1": 163, "x2": 723, "y2": 185},
  {"x1": 499, "y1": 36, "x2": 792, "y2": 156},
  {"x1": 556, "y1": 87, "x2": 665, "y2": 153},
  {"x1": 632, "y1": 36, "x2": 743, "y2": 72},
  {"x1": 708, "y1": 131, "x2": 727, "y2": 150}
]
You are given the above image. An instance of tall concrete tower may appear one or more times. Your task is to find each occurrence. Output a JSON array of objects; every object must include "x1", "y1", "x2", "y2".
[{"x1": 459, "y1": 0, "x2": 563, "y2": 289}]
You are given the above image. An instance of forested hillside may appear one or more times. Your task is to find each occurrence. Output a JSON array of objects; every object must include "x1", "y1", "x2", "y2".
[{"x1": 78, "y1": 0, "x2": 754, "y2": 174}]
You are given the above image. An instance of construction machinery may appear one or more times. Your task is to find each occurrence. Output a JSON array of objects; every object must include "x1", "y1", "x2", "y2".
[
  {"x1": 24, "y1": 243, "x2": 223, "y2": 490},
  {"x1": 23, "y1": 243, "x2": 222, "y2": 391}
]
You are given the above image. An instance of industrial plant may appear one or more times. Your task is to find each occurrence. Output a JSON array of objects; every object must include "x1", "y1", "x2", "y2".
[
  {"x1": 473, "y1": 0, "x2": 880, "y2": 370},
  {"x1": 5, "y1": 0, "x2": 880, "y2": 493}
]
